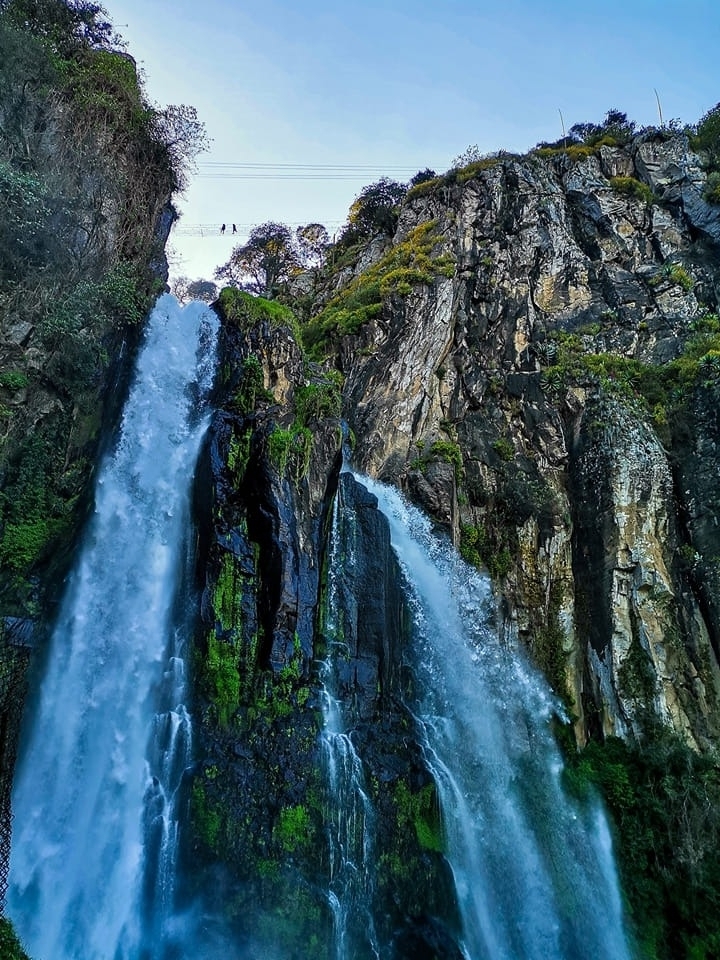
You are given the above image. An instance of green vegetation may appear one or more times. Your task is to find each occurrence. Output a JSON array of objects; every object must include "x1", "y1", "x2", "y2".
[
  {"x1": 0, "y1": 918, "x2": 30, "y2": 960},
  {"x1": 649, "y1": 262, "x2": 694, "y2": 292},
  {"x1": 302, "y1": 221, "x2": 455, "y2": 355},
  {"x1": 232, "y1": 354, "x2": 272, "y2": 415},
  {"x1": 191, "y1": 779, "x2": 223, "y2": 854},
  {"x1": 531, "y1": 587, "x2": 568, "y2": 702},
  {"x1": 274, "y1": 803, "x2": 312, "y2": 854},
  {"x1": 267, "y1": 425, "x2": 313, "y2": 482},
  {"x1": 459, "y1": 523, "x2": 512, "y2": 580},
  {"x1": 492, "y1": 437, "x2": 515, "y2": 462},
  {"x1": 691, "y1": 101, "x2": 720, "y2": 169},
  {"x1": 0, "y1": 370, "x2": 28, "y2": 391},
  {"x1": 217, "y1": 287, "x2": 300, "y2": 339},
  {"x1": 539, "y1": 319, "x2": 720, "y2": 422},
  {"x1": 0, "y1": 431, "x2": 72, "y2": 583},
  {"x1": 410, "y1": 438, "x2": 464, "y2": 481},
  {"x1": 609, "y1": 176, "x2": 655, "y2": 206},
  {"x1": 266, "y1": 377, "x2": 342, "y2": 483},
  {"x1": 565, "y1": 734, "x2": 720, "y2": 959},
  {"x1": 0, "y1": 0, "x2": 208, "y2": 612},
  {"x1": 294, "y1": 381, "x2": 342, "y2": 422},
  {"x1": 394, "y1": 780, "x2": 444, "y2": 853},
  {"x1": 205, "y1": 632, "x2": 241, "y2": 728},
  {"x1": 335, "y1": 176, "x2": 408, "y2": 249},
  {"x1": 534, "y1": 135, "x2": 620, "y2": 163},
  {"x1": 704, "y1": 171, "x2": 720, "y2": 204}
]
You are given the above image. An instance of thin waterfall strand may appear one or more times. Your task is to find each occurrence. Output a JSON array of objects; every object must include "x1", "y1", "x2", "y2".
[
  {"x1": 319, "y1": 489, "x2": 379, "y2": 960},
  {"x1": 358, "y1": 474, "x2": 630, "y2": 960},
  {"x1": 8, "y1": 295, "x2": 217, "y2": 960}
]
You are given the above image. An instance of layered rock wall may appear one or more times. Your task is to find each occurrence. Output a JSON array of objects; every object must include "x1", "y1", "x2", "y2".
[{"x1": 331, "y1": 133, "x2": 720, "y2": 749}]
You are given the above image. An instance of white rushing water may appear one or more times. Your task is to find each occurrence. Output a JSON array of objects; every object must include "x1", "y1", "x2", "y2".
[
  {"x1": 8, "y1": 294, "x2": 218, "y2": 960},
  {"x1": 359, "y1": 475, "x2": 630, "y2": 960},
  {"x1": 319, "y1": 491, "x2": 380, "y2": 960}
]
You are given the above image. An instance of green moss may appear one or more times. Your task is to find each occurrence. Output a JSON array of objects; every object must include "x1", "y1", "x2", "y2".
[
  {"x1": 234, "y1": 354, "x2": 272, "y2": 413},
  {"x1": 609, "y1": 175, "x2": 655, "y2": 206},
  {"x1": 217, "y1": 287, "x2": 301, "y2": 339},
  {"x1": 205, "y1": 633, "x2": 241, "y2": 727},
  {"x1": 427, "y1": 439, "x2": 463, "y2": 479},
  {"x1": 273, "y1": 803, "x2": 312, "y2": 854},
  {"x1": 617, "y1": 637, "x2": 658, "y2": 701},
  {"x1": 191, "y1": 780, "x2": 223, "y2": 854},
  {"x1": 303, "y1": 221, "x2": 455, "y2": 355},
  {"x1": 492, "y1": 437, "x2": 515, "y2": 462},
  {"x1": 0, "y1": 516, "x2": 63, "y2": 570},
  {"x1": 531, "y1": 586, "x2": 569, "y2": 703},
  {"x1": 0, "y1": 370, "x2": 28, "y2": 391},
  {"x1": 459, "y1": 523, "x2": 489, "y2": 567},
  {"x1": 394, "y1": 780, "x2": 444, "y2": 853},
  {"x1": 253, "y1": 883, "x2": 328, "y2": 958},
  {"x1": 213, "y1": 552, "x2": 242, "y2": 633},
  {"x1": 294, "y1": 381, "x2": 341, "y2": 422},
  {"x1": 226, "y1": 427, "x2": 252, "y2": 484},
  {"x1": 267, "y1": 425, "x2": 313, "y2": 482}
]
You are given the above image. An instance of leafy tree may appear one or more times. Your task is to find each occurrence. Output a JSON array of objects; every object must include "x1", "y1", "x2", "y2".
[
  {"x1": 692, "y1": 101, "x2": 720, "y2": 168},
  {"x1": 173, "y1": 276, "x2": 217, "y2": 303},
  {"x1": 0, "y1": 0, "x2": 116, "y2": 53},
  {"x1": 295, "y1": 222, "x2": 329, "y2": 269},
  {"x1": 151, "y1": 104, "x2": 210, "y2": 191},
  {"x1": 215, "y1": 221, "x2": 300, "y2": 298},
  {"x1": 335, "y1": 177, "x2": 407, "y2": 250},
  {"x1": 568, "y1": 108, "x2": 636, "y2": 146},
  {"x1": 452, "y1": 145, "x2": 484, "y2": 168},
  {"x1": 409, "y1": 167, "x2": 437, "y2": 186}
]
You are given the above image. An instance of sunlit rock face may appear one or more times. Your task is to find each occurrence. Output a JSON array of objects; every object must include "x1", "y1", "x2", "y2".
[{"x1": 335, "y1": 132, "x2": 720, "y2": 748}]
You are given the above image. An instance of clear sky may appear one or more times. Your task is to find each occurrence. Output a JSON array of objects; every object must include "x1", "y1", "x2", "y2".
[{"x1": 106, "y1": 0, "x2": 720, "y2": 283}]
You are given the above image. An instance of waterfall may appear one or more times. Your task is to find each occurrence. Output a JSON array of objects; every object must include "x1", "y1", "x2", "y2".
[
  {"x1": 319, "y1": 488, "x2": 380, "y2": 960},
  {"x1": 358, "y1": 475, "x2": 630, "y2": 960},
  {"x1": 8, "y1": 294, "x2": 218, "y2": 960}
]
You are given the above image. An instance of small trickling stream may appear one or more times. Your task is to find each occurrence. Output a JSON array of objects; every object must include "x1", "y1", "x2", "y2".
[{"x1": 319, "y1": 488, "x2": 380, "y2": 960}]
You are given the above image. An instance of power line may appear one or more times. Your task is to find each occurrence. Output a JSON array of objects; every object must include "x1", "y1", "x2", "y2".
[
  {"x1": 194, "y1": 161, "x2": 427, "y2": 181},
  {"x1": 195, "y1": 174, "x2": 399, "y2": 180},
  {"x1": 198, "y1": 162, "x2": 422, "y2": 170}
]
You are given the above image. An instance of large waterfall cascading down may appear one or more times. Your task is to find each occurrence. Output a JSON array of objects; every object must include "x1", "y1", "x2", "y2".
[
  {"x1": 358, "y1": 475, "x2": 631, "y2": 960},
  {"x1": 8, "y1": 294, "x2": 218, "y2": 960}
]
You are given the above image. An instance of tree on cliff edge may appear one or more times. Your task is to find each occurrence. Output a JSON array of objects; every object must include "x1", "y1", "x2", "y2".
[{"x1": 215, "y1": 222, "x2": 299, "y2": 298}]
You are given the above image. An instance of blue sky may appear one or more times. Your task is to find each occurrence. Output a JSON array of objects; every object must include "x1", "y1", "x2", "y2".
[{"x1": 108, "y1": 0, "x2": 720, "y2": 282}]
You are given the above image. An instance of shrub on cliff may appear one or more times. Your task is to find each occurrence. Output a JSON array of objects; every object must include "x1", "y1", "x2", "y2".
[
  {"x1": 334, "y1": 177, "x2": 407, "y2": 251},
  {"x1": 692, "y1": 101, "x2": 720, "y2": 169},
  {"x1": 0, "y1": 918, "x2": 30, "y2": 960}
]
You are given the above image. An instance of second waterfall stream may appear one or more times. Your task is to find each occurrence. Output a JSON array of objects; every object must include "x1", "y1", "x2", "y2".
[{"x1": 352, "y1": 473, "x2": 631, "y2": 960}]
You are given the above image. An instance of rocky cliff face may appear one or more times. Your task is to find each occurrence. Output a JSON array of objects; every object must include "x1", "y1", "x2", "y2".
[
  {"x1": 325, "y1": 131, "x2": 720, "y2": 751},
  {"x1": 190, "y1": 129, "x2": 720, "y2": 957},
  {"x1": 186, "y1": 290, "x2": 458, "y2": 958}
]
